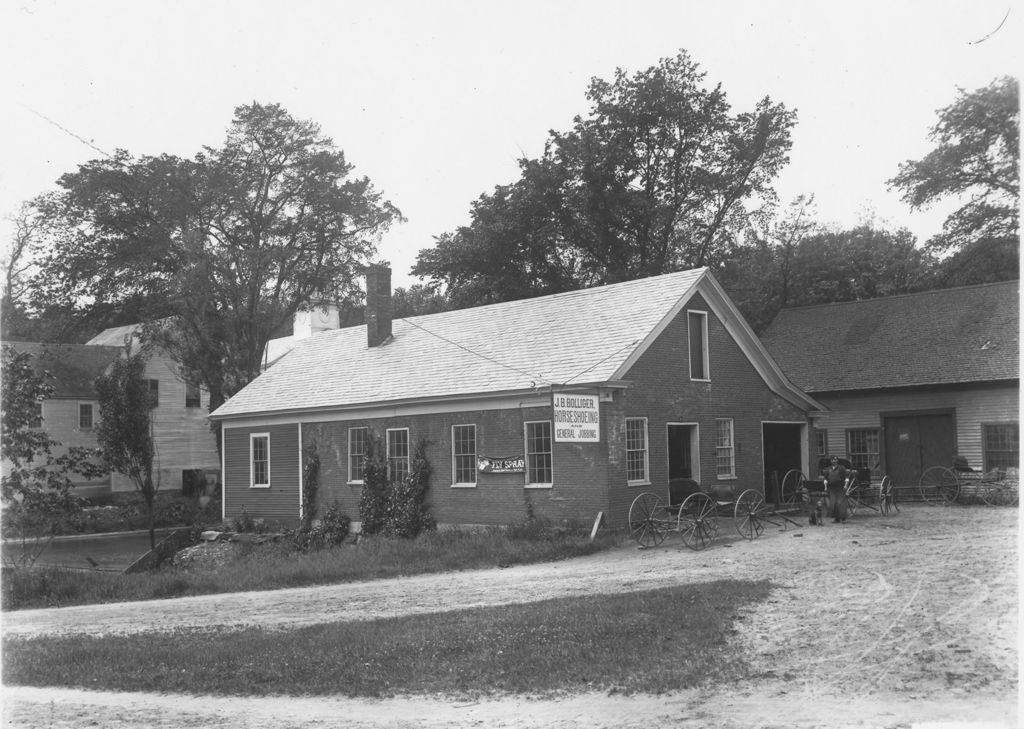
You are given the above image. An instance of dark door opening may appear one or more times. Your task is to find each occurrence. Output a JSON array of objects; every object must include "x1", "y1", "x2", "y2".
[
  {"x1": 667, "y1": 424, "x2": 697, "y2": 482},
  {"x1": 762, "y1": 423, "x2": 804, "y2": 502}
]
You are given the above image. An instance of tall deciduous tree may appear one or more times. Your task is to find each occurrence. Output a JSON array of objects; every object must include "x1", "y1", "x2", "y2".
[
  {"x1": 94, "y1": 349, "x2": 159, "y2": 549},
  {"x1": 889, "y1": 76, "x2": 1019, "y2": 281},
  {"x1": 27, "y1": 103, "x2": 401, "y2": 417},
  {"x1": 414, "y1": 50, "x2": 796, "y2": 305}
]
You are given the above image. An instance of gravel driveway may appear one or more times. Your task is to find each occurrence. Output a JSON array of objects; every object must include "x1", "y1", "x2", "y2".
[{"x1": 2, "y1": 504, "x2": 1018, "y2": 728}]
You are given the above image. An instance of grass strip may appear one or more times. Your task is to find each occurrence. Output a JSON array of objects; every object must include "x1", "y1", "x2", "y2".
[
  {"x1": 3, "y1": 580, "x2": 770, "y2": 697},
  {"x1": 3, "y1": 527, "x2": 618, "y2": 611}
]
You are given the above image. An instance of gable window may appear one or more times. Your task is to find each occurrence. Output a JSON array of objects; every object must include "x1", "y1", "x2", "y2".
[
  {"x1": 452, "y1": 424, "x2": 477, "y2": 486},
  {"x1": 387, "y1": 428, "x2": 410, "y2": 482},
  {"x1": 815, "y1": 430, "x2": 828, "y2": 457},
  {"x1": 250, "y1": 433, "x2": 270, "y2": 488},
  {"x1": 688, "y1": 310, "x2": 709, "y2": 381},
  {"x1": 983, "y1": 424, "x2": 1019, "y2": 472},
  {"x1": 29, "y1": 402, "x2": 43, "y2": 429},
  {"x1": 78, "y1": 403, "x2": 94, "y2": 430},
  {"x1": 625, "y1": 417, "x2": 649, "y2": 484},
  {"x1": 525, "y1": 420, "x2": 553, "y2": 487},
  {"x1": 847, "y1": 429, "x2": 880, "y2": 476},
  {"x1": 715, "y1": 418, "x2": 735, "y2": 479},
  {"x1": 348, "y1": 427, "x2": 368, "y2": 484},
  {"x1": 185, "y1": 382, "x2": 201, "y2": 408},
  {"x1": 147, "y1": 379, "x2": 160, "y2": 408}
]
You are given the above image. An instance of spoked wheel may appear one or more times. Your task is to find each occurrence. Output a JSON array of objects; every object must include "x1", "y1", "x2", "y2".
[
  {"x1": 628, "y1": 492, "x2": 667, "y2": 549},
  {"x1": 845, "y1": 477, "x2": 860, "y2": 516},
  {"x1": 879, "y1": 475, "x2": 899, "y2": 515},
  {"x1": 981, "y1": 479, "x2": 1019, "y2": 506},
  {"x1": 919, "y1": 466, "x2": 961, "y2": 504},
  {"x1": 780, "y1": 470, "x2": 806, "y2": 511},
  {"x1": 678, "y1": 492, "x2": 719, "y2": 550},
  {"x1": 734, "y1": 489, "x2": 768, "y2": 540}
]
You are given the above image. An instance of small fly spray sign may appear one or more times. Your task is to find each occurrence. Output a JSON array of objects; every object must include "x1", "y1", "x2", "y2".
[
  {"x1": 552, "y1": 392, "x2": 600, "y2": 442},
  {"x1": 478, "y1": 456, "x2": 526, "y2": 474}
]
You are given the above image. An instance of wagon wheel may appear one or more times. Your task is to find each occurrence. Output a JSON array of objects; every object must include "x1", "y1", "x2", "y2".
[
  {"x1": 678, "y1": 492, "x2": 719, "y2": 550},
  {"x1": 628, "y1": 492, "x2": 667, "y2": 548},
  {"x1": 845, "y1": 477, "x2": 860, "y2": 516},
  {"x1": 879, "y1": 475, "x2": 898, "y2": 515},
  {"x1": 780, "y1": 470, "x2": 806, "y2": 510},
  {"x1": 734, "y1": 489, "x2": 768, "y2": 540},
  {"x1": 919, "y1": 466, "x2": 960, "y2": 504},
  {"x1": 981, "y1": 478, "x2": 1018, "y2": 507}
]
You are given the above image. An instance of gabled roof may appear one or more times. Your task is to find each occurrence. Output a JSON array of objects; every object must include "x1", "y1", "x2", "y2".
[
  {"x1": 211, "y1": 268, "x2": 820, "y2": 421},
  {"x1": 86, "y1": 323, "x2": 144, "y2": 348},
  {"x1": 759, "y1": 280, "x2": 1020, "y2": 393},
  {"x1": 2, "y1": 342, "x2": 121, "y2": 399}
]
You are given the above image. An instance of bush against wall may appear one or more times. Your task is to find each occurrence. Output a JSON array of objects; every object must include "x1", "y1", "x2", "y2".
[{"x1": 358, "y1": 432, "x2": 435, "y2": 538}]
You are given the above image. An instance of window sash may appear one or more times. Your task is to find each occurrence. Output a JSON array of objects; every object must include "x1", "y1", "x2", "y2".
[
  {"x1": 815, "y1": 430, "x2": 828, "y2": 457},
  {"x1": 147, "y1": 379, "x2": 160, "y2": 408},
  {"x1": 185, "y1": 383, "x2": 201, "y2": 408},
  {"x1": 348, "y1": 427, "x2": 367, "y2": 483},
  {"x1": 78, "y1": 403, "x2": 94, "y2": 429},
  {"x1": 715, "y1": 418, "x2": 735, "y2": 478},
  {"x1": 847, "y1": 429, "x2": 880, "y2": 476},
  {"x1": 688, "y1": 310, "x2": 709, "y2": 380},
  {"x1": 387, "y1": 428, "x2": 410, "y2": 482},
  {"x1": 984, "y1": 424, "x2": 1019, "y2": 472},
  {"x1": 452, "y1": 424, "x2": 477, "y2": 485},
  {"x1": 625, "y1": 417, "x2": 649, "y2": 483},
  {"x1": 251, "y1": 434, "x2": 270, "y2": 488},
  {"x1": 525, "y1": 421, "x2": 553, "y2": 485}
]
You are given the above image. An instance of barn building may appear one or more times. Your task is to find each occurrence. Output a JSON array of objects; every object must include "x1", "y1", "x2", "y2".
[{"x1": 209, "y1": 266, "x2": 822, "y2": 529}]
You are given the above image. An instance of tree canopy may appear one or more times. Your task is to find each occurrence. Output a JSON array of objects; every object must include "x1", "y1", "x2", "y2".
[
  {"x1": 25, "y1": 103, "x2": 401, "y2": 412},
  {"x1": 413, "y1": 51, "x2": 796, "y2": 308},
  {"x1": 889, "y1": 76, "x2": 1018, "y2": 280}
]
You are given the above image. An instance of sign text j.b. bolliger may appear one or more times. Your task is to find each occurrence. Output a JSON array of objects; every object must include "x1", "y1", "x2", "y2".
[{"x1": 552, "y1": 392, "x2": 600, "y2": 442}]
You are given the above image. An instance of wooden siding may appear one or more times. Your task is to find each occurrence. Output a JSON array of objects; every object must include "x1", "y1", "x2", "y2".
[
  {"x1": 223, "y1": 423, "x2": 301, "y2": 523},
  {"x1": 813, "y1": 383, "x2": 1019, "y2": 476}
]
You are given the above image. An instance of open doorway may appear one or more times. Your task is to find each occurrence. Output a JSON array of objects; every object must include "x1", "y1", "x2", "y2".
[
  {"x1": 762, "y1": 422, "x2": 805, "y2": 502},
  {"x1": 667, "y1": 423, "x2": 700, "y2": 486}
]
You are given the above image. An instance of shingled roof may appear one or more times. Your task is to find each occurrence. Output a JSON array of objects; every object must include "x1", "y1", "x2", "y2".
[
  {"x1": 759, "y1": 281, "x2": 1020, "y2": 393},
  {"x1": 211, "y1": 268, "x2": 819, "y2": 420},
  {"x1": 3, "y1": 342, "x2": 121, "y2": 398}
]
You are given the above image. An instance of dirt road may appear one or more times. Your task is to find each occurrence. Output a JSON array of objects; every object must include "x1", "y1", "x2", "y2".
[{"x1": 2, "y1": 504, "x2": 1018, "y2": 728}]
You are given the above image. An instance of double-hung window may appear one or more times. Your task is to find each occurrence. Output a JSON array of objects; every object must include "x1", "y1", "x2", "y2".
[
  {"x1": 815, "y1": 430, "x2": 828, "y2": 458},
  {"x1": 79, "y1": 403, "x2": 94, "y2": 430},
  {"x1": 250, "y1": 433, "x2": 270, "y2": 488},
  {"x1": 348, "y1": 427, "x2": 367, "y2": 484},
  {"x1": 452, "y1": 424, "x2": 477, "y2": 486},
  {"x1": 716, "y1": 418, "x2": 735, "y2": 479},
  {"x1": 983, "y1": 424, "x2": 1019, "y2": 472},
  {"x1": 185, "y1": 383, "x2": 202, "y2": 409},
  {"x1": 525, "y1": 420, "x2": 553, "y2": 487},
  {"x1": 847, "y1": 429, "x2": 880, "y2": 476},
  {"x1": 688, "y1": 310, "x2": 709, "y2": 381},
  {"x1": 625, "y1": 417, "x2": 649, "y2": 484},
  {"x1": 387, "y1": 428, "x2": 410, "y2": 482}
]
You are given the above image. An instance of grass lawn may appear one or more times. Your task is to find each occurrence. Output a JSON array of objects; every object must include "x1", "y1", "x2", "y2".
[
  {"x1": 2, "y1": 580, "x2": 771, "y2": 697},
  {"x1": 2, "y1": 527, "x2": 621, "y2": 611}
]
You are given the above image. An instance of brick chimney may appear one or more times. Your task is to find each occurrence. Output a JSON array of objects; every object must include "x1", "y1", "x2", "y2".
[{"x1": 365, "y1": 263, "x2": 393, "y2": 347}]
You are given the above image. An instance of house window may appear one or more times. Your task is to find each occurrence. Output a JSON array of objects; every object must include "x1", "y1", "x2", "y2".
[
  {"x1": 147, "y1": 379, "x2": 160, "y2": 408},
  {"x1": 525, "y1": 420, "x2": 553, "y2": 486},
  {"x1": 78, "y1": 403, "x2": 94, "y2": 430},
  {"x1": 452, "y1": 424, "x2": 477, "y2": 486},
  {"x1": 348, "y1": 427, "x2": 367, "y2": 484},
  {"x1": 625, "y1": 417, "x2": 649, "y2": 484},
  {"x1": 185, "y1": 382, "x2": 201, "y2": 408},
  {"x1": 847, "y1": 429, "x2": 880, "y2": 475},
  {"x1": 29, "y1": 402, "x2": 43, "y2": 429},
  {"x1": 250, "y1": 433, "x2": 270, "y2": 488},
  {"x1": 983, "y1": 424, "x2": 1019, "y2": 472},
  {"x1": 386, "y1": 428, "x2": 410, "y2": 482},
  {"x1": 716, "y1": 418, "x2": 735, "y2": 478},
  {"x1": 815, "y1": 430, "x2": 828, "y2": 457},
  {"x1": 688, "y1": 310, "x2": 709, "y2": 381}
]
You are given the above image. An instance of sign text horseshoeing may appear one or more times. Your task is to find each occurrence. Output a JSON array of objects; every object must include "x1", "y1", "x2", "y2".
[{"x1": 552, "y1": 392, "x2": 600, "y2": 442}]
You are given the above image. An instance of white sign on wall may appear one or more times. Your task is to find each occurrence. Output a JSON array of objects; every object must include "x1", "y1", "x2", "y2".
[{"x1": 552, "y1": 392, "x2": 600, "y2": 442}]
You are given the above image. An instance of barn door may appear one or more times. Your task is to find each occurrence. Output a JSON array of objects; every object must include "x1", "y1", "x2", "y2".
[{"x1": 884, "y1": 413, "x2": 955, "y2": 485}]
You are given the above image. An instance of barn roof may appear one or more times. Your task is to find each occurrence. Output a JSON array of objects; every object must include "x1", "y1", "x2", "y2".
[
  {"x1": 212, "y1": 268, "x2": 820, "y2": 420},
  {"x1": 759, "y1": 280, "x2": 1020, "y2": 393}
]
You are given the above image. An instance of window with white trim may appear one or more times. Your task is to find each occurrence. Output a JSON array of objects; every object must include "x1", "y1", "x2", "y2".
[
  {"x1": 452, "y1": 424, "x2": 477, "y2": 486},
  {"x1": 185, "y1": 382, "x2": 201, "y2": 408},
  {"x1": 525, "y1": 420, "x2": 553, "y2": 486},
  {"x1": 983, "y1": 423, "x2": 1019, "y2": 472},
  {"x1": 688, "y1": 310, "x2": 709, "y2": 380},
  {"x1": 348, "y1": 427, "x2": 367, "y2": 483},
  {"x1": 847, "y1": 429, "x2": 879, "y2": 476},
  {"x1": 815, "y1": 430, "x2": 828, "y2": 457},
  {"x1": 79, "y1": 402, "x2": 94, "y2": 430},
  {"x1": 147, "y1": 379, "x2": 160, "y2": 408},
  {"x1": 716, "y1": 418, "x2": 735, "y2": 478},
  {"x1": 250, "y1": 433, "x2": 270, "y2": 488},
  {"x1": 625, "y1": 417, "x2": 649, "y2": 484},
  {"x1": 387, "y1": 428, "x2": 410, "y2": 482}
]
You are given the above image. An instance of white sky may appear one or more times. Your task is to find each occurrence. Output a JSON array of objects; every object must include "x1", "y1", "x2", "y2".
[{"x1": 0, "y1": 0, "x2": 1019, "y2": 289}]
